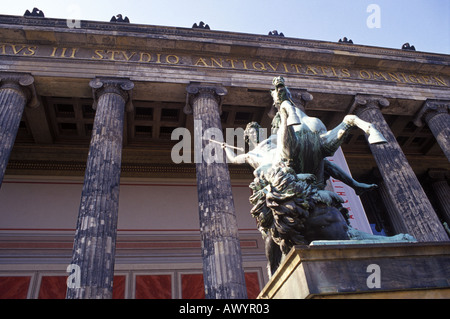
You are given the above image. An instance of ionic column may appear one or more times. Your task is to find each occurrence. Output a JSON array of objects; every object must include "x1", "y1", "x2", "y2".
[
  {"x1": 374, "y1": 172, "x2": 410, "y2": 234},
  {"x1": 0, "y1": 72, "x2": 38, "y2": 187},
  {"x1": 414, "y1": 100, "x2": 450, "y2": 161},
  {"x1": 66, "y1": 78, "x2": 133, "y2": 299},
  {"x1": 427, "y1": 170, "x2": 450, "y2": 228},
  {"x1": 350, "y1": 95, "x2": 448, "y2": 242},
  {"x1": 185, "y1": 83, "x2": 247, "y2": 299}
]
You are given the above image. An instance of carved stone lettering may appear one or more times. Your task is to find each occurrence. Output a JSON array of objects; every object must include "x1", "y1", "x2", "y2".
[{"x1": 0, "y1": 43, "x2": 447, "y2": 87}]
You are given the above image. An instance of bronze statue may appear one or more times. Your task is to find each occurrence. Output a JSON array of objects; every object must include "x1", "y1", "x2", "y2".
[
  {"x1": 224, "y1": 76, "x2": 416, "y2": 276},
  {"x1": 224, "y1": 121, "x2": 378, "y2": 196}
]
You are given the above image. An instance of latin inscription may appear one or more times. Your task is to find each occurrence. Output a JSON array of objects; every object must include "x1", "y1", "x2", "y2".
[{"x1": 0, "y1": 43, "x2": 447, "y2": 87}]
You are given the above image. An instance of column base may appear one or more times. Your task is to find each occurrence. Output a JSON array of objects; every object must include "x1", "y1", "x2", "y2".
[{"x1": 258, "y1": 242, "x2": 450, "y2": 299}]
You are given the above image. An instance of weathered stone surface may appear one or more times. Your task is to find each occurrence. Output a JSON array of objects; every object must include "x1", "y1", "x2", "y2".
[
  {"x1": 66, "y1": 78, "x2": 133, "y2": 299},
  {"x1": 428, "y1": 170, "x2": 450, "y2": 229},
  {"x1": 258, "y1": 243, "x2": 450, "y2": 299},
  {"x1": 1, "y1": 13, "x2": 449, "y2": 183},
  {"x1": 0, "y1": 72, "x2": 36, "y2": 186},
  {"x1": 351, "y1": 95, "x2": 449, "y2": 242},
  {"x1": 187, "y1": 83, "x2": 247, "y2": 299},
  {"x1": 414, "y1": 100, "x2": 450, "y2": 161}
]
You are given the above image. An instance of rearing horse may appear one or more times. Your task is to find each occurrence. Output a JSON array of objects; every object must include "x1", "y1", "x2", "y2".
[
  {"x1": 271, "y1": 76, "x2": 387, "y2": 188},
  {"x1": 248, "y1": 77, "x2": 415, "y2": 276},
  {"x1": 235, "y1": 77, "x2": 416, "y2": 277}
]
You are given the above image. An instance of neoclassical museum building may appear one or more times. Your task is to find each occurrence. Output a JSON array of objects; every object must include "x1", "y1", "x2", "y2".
[{"x1": 0, "y1": 10, "x2": 448, "y2": 299}]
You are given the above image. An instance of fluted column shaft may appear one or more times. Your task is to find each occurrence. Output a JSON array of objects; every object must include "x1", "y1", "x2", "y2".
[
  {"x1": 0, "y1": 73, "x2": 37, "y2": 186},
  {"x1": 66, "y1": 78, "x2": 133, "y2": 299},
  {"x1": 186, "y1": 83, "x2": 247, "y2": 299},
  {"x1": 351, "y1": 95, "x2": 448, "y2": 242},
  {"x1": 376, "y1": 177, "x2": 410, "y2": 234},
  {"x1": 428, "y1": 170, "x2": 450, "y2": 228}
]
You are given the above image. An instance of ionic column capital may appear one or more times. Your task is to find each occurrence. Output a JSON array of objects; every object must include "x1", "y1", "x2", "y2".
[
  {"x1": 184, "y1": 82, "x2": 227, "y2": 115},
  {"x1": 0, "y1": 72, "x2": 39, "y2": 108},
  {"x1": 413, "y1": 99, "x2": 450, "y2": 127},
  {"x1": 348, "y1": 94, "x2": 389, "y2": 115},
  {"x1": 89, "y1": 77, "x2": 134, "y2": 112}
]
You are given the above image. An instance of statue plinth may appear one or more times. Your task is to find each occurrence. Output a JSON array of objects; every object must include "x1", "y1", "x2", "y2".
[{"x1": 258, "y1": 242, "x2": 450, "y2": 299}]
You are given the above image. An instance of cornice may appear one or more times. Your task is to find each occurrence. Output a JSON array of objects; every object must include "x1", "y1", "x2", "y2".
[{"x1": 0, "y1": 14, "x2": 448, "y2": 66}]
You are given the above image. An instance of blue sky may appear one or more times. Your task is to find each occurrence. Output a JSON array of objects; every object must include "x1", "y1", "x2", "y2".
[{"x1": 2, "y1": 0, "x2": 449, "y2": 54}]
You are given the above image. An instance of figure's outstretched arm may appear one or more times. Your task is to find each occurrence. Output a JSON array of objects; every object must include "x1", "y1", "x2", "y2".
[
  {"x1": 223, "y1": 144, "x2": 248, "y2": 164},
  {"x1": 324, "y1": 160, "x2": 377, "y2": 195}
]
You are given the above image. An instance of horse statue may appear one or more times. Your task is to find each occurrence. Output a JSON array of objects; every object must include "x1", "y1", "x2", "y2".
[{"x1": 223, "y1": 76, "x2": 415, "y2": 276}]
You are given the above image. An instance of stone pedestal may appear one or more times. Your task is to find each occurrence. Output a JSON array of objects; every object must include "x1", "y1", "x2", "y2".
[{"x1": 258, "y1": 242, "x2": 450, "y2": 299}]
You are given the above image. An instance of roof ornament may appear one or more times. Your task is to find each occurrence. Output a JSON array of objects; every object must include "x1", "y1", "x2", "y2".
[
  {"x1": 24, "y1": 8, "x2": 45, "y2": 17},
  {"x1": 192, "y1": 21, "x2": 210, "y2": 29},
  {"x1": 110, "y1": 14, "x2": 130, "y2": 23},
  {"x1": 268, "y1": 30, "x2": 284, "y2": 37},
  {"x1": 402, "y1": 43, "x2": 416, "y2": 51},
  {"x1": 338, "y1": 37, "x2": 353, "y2": 44}
]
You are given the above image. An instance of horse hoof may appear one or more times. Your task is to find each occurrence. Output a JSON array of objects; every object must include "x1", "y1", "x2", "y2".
[
  {"x1": 368, "y1": 128, "x2": 387, "y2": 144},
  {"x1": 287, "y1": 118, "x2": 301, "y2": 126},
  {"x1": 286, "y1": 113, "x2": 301, "y2": 126}
]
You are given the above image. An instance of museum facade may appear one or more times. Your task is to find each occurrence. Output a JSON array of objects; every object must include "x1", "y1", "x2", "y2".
[{"x1": 0, "y1": 12, "x2": 449, "y2": 298}]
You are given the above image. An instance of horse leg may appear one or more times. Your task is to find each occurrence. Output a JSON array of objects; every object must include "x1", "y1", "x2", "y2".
[
  {"x1": 321, "y1": 115, "x2": 387, "y2": 155},
  {"x1": 265, "y1": 236, "x2": 282, "y2": 277},
  {"x1": 279, "y1": 100, "x2": 302, "y2": 126},
  {"x1": 277, "y1": 107, "x2": 299, "y2": 163},
  {"x1": 320, "y1": 120, "x2": 354, "y2": 156},
  {"x1": 342, "y1": 115, "x2": 387, "y2": 144}
]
